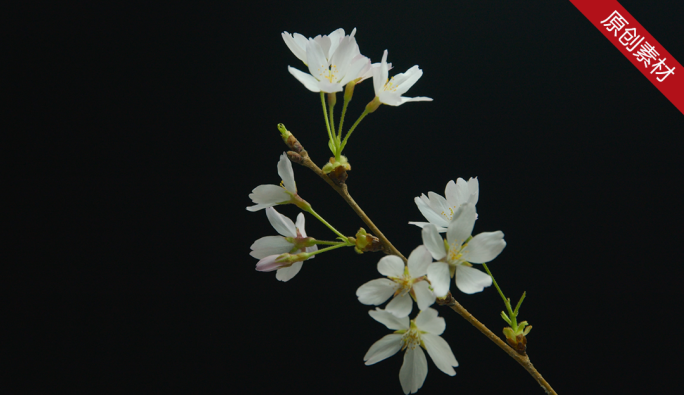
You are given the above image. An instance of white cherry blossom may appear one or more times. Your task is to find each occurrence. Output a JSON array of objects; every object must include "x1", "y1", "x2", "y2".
[
  {"x1": 251, "y1": 207, "x2": 317, "y2": 282},
  {"x1": 372, "y1": 50, "x2": 432, "y2": 106},
  {"x1": 356, "y1": 246, "x2": 435, "y2": 317},
  {"x1": 422, "y1": 203, "x2": 505, "y2": 296},
  {"x1": 282, "y1": 28, "x2": 352, "y2": 66},
  {"x1": 287, "y1": 35, "x2": 370, "y2": 93},
  {"x1": 247, "y1": 153, "x2": 302, "y2": 212},
  {"x1": 364, "y1": 308, "x2": 458, "y2": 394},
  {"x1": 409, "y1": 178, "x2": 479, "y2": 232}
]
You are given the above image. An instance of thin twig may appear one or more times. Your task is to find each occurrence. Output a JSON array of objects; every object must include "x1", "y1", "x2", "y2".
[{"x1": 438, "y1": 292, "x2": 557, "y2": 395}]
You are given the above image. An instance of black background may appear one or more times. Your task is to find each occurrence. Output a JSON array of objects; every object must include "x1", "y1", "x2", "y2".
[{"x1": 7, "y1": 1, "x2": 684, "y2": 393}]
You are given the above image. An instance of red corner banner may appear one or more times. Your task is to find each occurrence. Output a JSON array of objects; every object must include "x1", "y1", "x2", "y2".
[{"x1": 569, "y1": 0, "x2": 684, "y2": 115}]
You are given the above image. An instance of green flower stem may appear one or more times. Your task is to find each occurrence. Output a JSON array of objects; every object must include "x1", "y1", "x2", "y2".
[
  {"x1": 313, "y1": 240, "x2": 345, "y2": 246},
  {"x1": 303, "y1": 242, "x2": 351, "y2": 258},
  {"x1": 320, "y1": 92, "x2": 334, "y2": 144},
  {"x1": 305, "y1": 206, "x2": 350, "y2": 243},
  {"x1": 483, "y1": 263, "x2": 517, "y2": 327},
  {"x1": 340, "y1": 109, "x2": 369, "y2": 152},
  {"x1": 337, "y1": 96, "x2": 350, "y2": 145}
]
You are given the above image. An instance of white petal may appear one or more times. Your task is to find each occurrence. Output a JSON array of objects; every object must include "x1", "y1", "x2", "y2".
[
  {"x1": 363, "y1": 334, "x2": 402, "y2": 365},
  {"x1": 413, "y1": 281, "x2": 435, "y2": 311},
  {"x1": 378, "y1": 91, "x2": 402, "y2": 106},
  {"x1": 462, "y1": 231, "x2": 506, "y2": 263},
  {"x1": 397, "y1": 96, "x2": 433, "y2": 105},
  {"x1": 452, "y1": 178, "x2": 470, "y2": 207},
  {"x1": 421, "y1": 224, "x2": 446, "y2": 260},
  {"x1": 330, "y1": 36, "x2": 356, "y2": 78},
  {"x1": 340, "y1": 55, "x2": 369, "y2": 85},
  {"x1": 373, "y1": 50, "x2": 389, "y2": 95},
  {"x1": 306, "y1": 39, "x2": 329, "y2": 78},
  {"x1": 444, "y1": 180, "x2": 459, "y2": 207},
  {"x1": 422, "y1": 334, "x2": 458, "y2": 376},
  {"x1": 455, "y1": 265, "x2": 492, "y2": 294},
  {"x1": 386, "y1": 293, "x2": 413, "y2": 318},
  {"x1": 277, "y1": 153, "x2": 296, "y2": 194},
  {"x1": 356, "y1": 278, "x2": 397, "y2": 305},
  {"x1": 399, "y1": 347, "x2": 428, "y2": 395},
  {"x1": 426, "y1": 192, "x2": 450, "y2": 222},
  {"x1": 295, "y1": 213, "x2": 306, "y2": 236},
  {"x1": 249, "y1": 236, "x2": 292, "y2": 259},
  {"x1": 247, "y1": 184, "x2": 290, "y2": 210},
  {"x1": 282, "y1": 32, "x2": 307, "y2": 64},
  {"x1": 275, "y1": 261, "x2": 303, "y2": 282},
  {"x1": 265, "y1": 207, "x2": 297, "y2": 237},
  {"x1": 255, "y1": 255, "x2": 284, "y2": 272},
  {"x1": 446, "y1": 203, "x2": 476, "y2": 247},
  {"x1": 377, "y1": 255, "x2": 405, "y2": 278},
  {"x1": 407, "y1": 245, "x2": 432, "y2": 277},
  {"x1": 408, "y1": 221, "x2": 447, "y2": 233},
  {"x1": 288, "y1": 66, "x2": 322, "y2": 92},
  {"x1": 369, "y1": 308, "x2": 409, "y2": 330},
  {"x1": 394, "y1": 66, "x2": 423, "y2": 96},
  {"x1": 415, "y1": 308, "x2": 445, "y2": 335},
  {"x1": 467, "y1": 177, "x2": 479, "y2": 205},
  {"x1": 426, "y1": 262, "x2": 450, "y2": 298},
  {"x1": 414, "y1": 196, "x2": 449, "y2": 229}
]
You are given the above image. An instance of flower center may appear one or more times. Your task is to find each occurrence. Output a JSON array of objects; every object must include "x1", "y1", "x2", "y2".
[
  {"x1": 382, "y1": 77, "x2": 398, "y2": 92},
  {"x1": 318, "y1": 64, "x2": 340, "y2": 83},
  {"x1": 401, "y1": 323, "x2": 422, "y2": 351},
  {"x1": 440, "y1": 206, "x2": 458, "y2": 220},
  {"x1": 447, "y1": 242, "x2": 465, "y2": 265}
]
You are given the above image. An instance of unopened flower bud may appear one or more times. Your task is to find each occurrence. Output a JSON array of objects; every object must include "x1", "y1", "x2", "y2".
[
  {"x1": 353, "y1": 228, "x2": 382, "y2": 253},
  {"x1": 503, "y1": 323, "x2": 532, "y2": 356}
]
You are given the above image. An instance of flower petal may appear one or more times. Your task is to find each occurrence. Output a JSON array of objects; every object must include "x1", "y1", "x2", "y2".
[
  {"x1": 446, "y1": 203, "x2": 476, "y2": 247},
  {"x1": 399, "y1": 347, "x2": 428, "y2": 395},
  {"x1": 369, "y1": 308, "x2": 409, "y2": 330},
  {"x1": 282, "y1": 32, "x2": 307, "y2": 64},
  {"x1": 462, "y1": 231, "x2": 506, "y2": 263},
  {"x1": 467, "y1": 177, "x2": 479, "y2": 205},
  {"x1": 372, "y1": 50, "x2": 389, "y2": 96},
  {"x1": 277, "y1": 153, "x2": 296, "y2": 194},
  {"x1": 265, "y1": 207, "x2": 297, "y2": 237},
  {"x1": 407, "y1": 245, "x2": 432, "y2": 277},
  {"x1": 394, "y1": 65, "x2": 423, "y2": 96},
  {"x1": 357, "y1": 278, "x2": 397, "y2": 305},
  {"x1": 454, "y1": 265, "x2": 492, "y2": 294},
  {"x1": 413, "y1": 281, "x2": 435, "y2": 311},
  {"x1": 295, "y1": 213, "x2": 306, "y2": 236},
  {"x1": 247, "y1": 184, "x2": 290, "y2": 211},
  {"x1": 386, "y1": 293, "x2": 413, "y2": 318},
  {"x1": 363, "y1": 334, "x2": 402, "y2": 365},
  {"x1": 422, "y1": 333, "x2": 458, "y2": 376},
  {"x1": 377, "y1": 255, "x2": 405, "y2": 278},
  {"x1": 421, "y1": 224, "x2": 446, "y2": 260},
  {"x1": 415, "y1": 307, "x2": 445, "y2": 335},
  {"x1": 255, "y1": 255, "x2": 285, "y2": 272},
  {"x1": 288, "y1": 66, "x2": 322, "y2": 92},
  {"x1": 427, "y1": 192, "x2": 450, "y2": 222},
  {"x1": 414, "y1": 196, "x2": 449, "y2": 229},
  {"x1": 249, "y1": 236, "x2": 292, "y2": 259},
  {"x1": 275, "y1": 261, "x2": 303, "y2": 282},
  {"x1": 426, "y1": 262, "x2": 450, "y2": 298}
]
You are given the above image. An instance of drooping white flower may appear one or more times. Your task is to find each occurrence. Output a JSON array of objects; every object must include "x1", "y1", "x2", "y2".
[
  {"x1": 251, "y1": 207, "x2": 318, "y2": 282},
  {"x1": 282, "y1": 28, "x2": 352, "y2": 66},
  {"x1": 356, "y1": 246, "x2": 435, "y2": 317},
  {"x1": 247, "y1": 153, "x2": 304, "y2": 212},
  {"x1": 364, "y1": 308, "x2": 458, "y2": 394},
  {"x1": 287, "y1": 35, "x2": 370, "y2": 93},
  {"x1": 409, "y1": 178, "x2": 479, "y2": 232},
  {"x1": 422, "y1": 203, "x2": 506, "y2": 296},
  {"x1": 371, "y1": 50, "x2": 432, "y2": 106}
]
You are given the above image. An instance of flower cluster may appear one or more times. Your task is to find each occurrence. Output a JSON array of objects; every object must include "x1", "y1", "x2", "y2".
[{"x1": 246, "y1": 27, "x2": 516, "y2": 395}]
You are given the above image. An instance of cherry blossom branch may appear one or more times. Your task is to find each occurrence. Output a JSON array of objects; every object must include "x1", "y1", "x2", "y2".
[
  {"x1": 437, "y1": 292, "x2": 557, "y2": 395},
  {"x1": 282, "y1": 129, "x2": 555, "y2": 394},
  {"x1": 282, "y1": 132, "x2": 406, "y2": 263}
]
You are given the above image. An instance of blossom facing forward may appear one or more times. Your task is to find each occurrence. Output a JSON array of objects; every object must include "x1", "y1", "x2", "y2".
[
  {"x1": 409, "y1": 178, "x2": 479, "y2": 232},
  {"x1": 356, "y1": 246, "x2": 435, "y2": 317},
  {"x1": 364, "y1": 308, "x2": 458, "y2": 394},
  {"x1": 287, "y1": 34, "x2": 370, "y2": 93},
  {"x1": 422, "y1": 203, "x2": 506, "y2": 296},
  {"x1": 371, "y1": 50, "x2": 432, "y2": 106},
  {"x1": 251, "y1": 207, "x2": 317, "y2": 282},
  {"x1": 247, "y1": 153, "x2": 306, "y2": 212}
]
